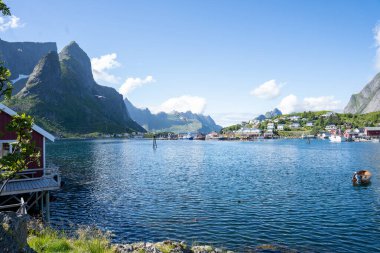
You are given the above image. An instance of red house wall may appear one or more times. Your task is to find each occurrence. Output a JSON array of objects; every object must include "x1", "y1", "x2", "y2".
[
  {"x1": 367, "y1": 130, "x2": 380, "y2": 137},
  {"x1": 0, "y1": 111, "x2": 44, "y2": 174}
]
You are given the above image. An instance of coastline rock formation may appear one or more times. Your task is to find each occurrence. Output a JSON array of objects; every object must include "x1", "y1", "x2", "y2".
[
  {"x1": 124, "y1": 98, "x2": 222, "y2": 133},
  {"x1": 344, "y1": 72, "x2": 380, "y2": 114},
  {"x1": 7, "y1": 41, "x2": 145, "y2": 136}
]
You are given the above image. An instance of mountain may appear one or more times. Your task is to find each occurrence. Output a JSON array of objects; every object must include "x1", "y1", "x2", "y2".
[
  {"x1": 256, "y1": 108, "x2": 282, "y2": 120},
  {"x1": 344, "y1": 73, "x2": 380, "y2": 114},
  {"x1": 7, "y1": 41, "x2": 145, "y2": 136},
  {"x1": 124, "y1": 98, "x2": 222, "y2": 133},
  {"x1": 0, "y1": 39, "x2": 57, "y2": 80}
]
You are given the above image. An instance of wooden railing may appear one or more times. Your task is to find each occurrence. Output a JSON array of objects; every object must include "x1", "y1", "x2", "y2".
[{"x1": 2, "y1": 167, "x2": 61, "y2": 184}]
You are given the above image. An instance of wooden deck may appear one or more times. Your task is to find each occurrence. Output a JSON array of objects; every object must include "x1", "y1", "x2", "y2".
[{"x1": 0, "y1": 177, "x2": 60, "y2": 196}]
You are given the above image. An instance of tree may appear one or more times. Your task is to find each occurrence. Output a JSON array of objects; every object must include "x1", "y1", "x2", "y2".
[{"x1": 0, "y1": 1, "x2": 40, "y2": 194}]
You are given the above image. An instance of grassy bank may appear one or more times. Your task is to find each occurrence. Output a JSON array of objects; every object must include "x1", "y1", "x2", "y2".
[{"x1": 28, "y1": 226, "x2": 114, "y2": 253}]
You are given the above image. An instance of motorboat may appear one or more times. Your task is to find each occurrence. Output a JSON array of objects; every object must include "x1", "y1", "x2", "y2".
[{"x1": 352, "y1": 170, "x2": 372, "y2": 185}]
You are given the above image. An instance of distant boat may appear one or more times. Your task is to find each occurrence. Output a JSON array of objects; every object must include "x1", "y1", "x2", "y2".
[
  {"x1": 194, "y1": 134, "x2": 206, "y2": 140},
  {"x1": 182, "y1": 133, "x2": 193, "y2": 140},
  {"x1": 329, "y1": 129, "x2": 345, "y2": 142}
]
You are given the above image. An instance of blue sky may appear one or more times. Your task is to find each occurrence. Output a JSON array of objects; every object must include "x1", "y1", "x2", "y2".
[{"x1": 1, "y1": 0, "x2": 380, "y2": 126}]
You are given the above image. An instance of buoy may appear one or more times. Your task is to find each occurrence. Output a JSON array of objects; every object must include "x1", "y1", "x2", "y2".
[{"x1": 352, "y1": 170, "x2": 372, "y2": 185}]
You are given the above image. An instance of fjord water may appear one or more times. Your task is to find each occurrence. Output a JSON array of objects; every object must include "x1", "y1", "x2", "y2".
[{"x1": 47, "y1": 139, "x2": 380, "y2": 252}]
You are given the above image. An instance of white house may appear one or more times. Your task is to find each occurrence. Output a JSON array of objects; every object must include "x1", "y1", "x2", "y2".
[
  {"x1": 290, "y1": 123, "x2": 300, "y2": 129},
  {"x1": 267, "y1": 122, "x2": 275, "y2": 130},
  {"x1": 325, "y1": 125, "x2": 337, "y2": 131},
  {"x1": 277, "y1": 124, "x2": 285, "y2": 130},
  {"x1": 306, "y1": 122, "x2": 313, "y2": 127},
  {"x1": 289, "y1": 116, "x2": 300, "y2": 121}
]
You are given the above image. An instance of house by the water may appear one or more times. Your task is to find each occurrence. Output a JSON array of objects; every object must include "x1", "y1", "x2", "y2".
[{"x1": 0, "y1": 103, "x2": 59, "y2": 222}]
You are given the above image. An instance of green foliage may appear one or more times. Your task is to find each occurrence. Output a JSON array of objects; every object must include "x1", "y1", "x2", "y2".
[
  {"x1": 28, "y1": 226, "x2": 114, "y2": 253},
  {"x1": 0, "y1": 0, "x2": 10, "y2": 16},
  {"x1": 0, "y1": 64, "x2": 13, "y2": 100},
  {"x1": 221, "y1": 124, "x2": 242, "y2": 133},
  {"x1": 0, "y1": 114, "x2": 40, "y2": 181}
]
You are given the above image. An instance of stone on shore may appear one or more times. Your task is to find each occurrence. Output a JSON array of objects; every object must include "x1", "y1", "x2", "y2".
[
  {"x1": 115, "y1": 240, "x2": 233, "y2": 253},
  {"x1": 0, "y1": 211, "x2": 35, "y2": 253}
]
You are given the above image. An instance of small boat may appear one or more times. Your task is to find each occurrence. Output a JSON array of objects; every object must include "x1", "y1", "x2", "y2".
[
  {"x1": 329, "y1": 129, "x2": 345, "y2": 143},
  {"x1": 329, "y1": 135, "x2": 344, "y2": 142},
  {"x1": 352, "y1": 170, "x2": 372, "y2": 185},
  {"x1": 372, "y1": 139, "x2": 380, "y2": 143},
  {"x1": 182, "y1": 133, "x2": 193, "y2": 140},
  {"x1": 194, "y1": 134, "x2": 206, "y2": 140}
]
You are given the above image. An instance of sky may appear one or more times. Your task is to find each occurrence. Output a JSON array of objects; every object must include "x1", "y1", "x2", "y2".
[{"x1": 1, "y1": 0, "x2": 380, "y2": 126}]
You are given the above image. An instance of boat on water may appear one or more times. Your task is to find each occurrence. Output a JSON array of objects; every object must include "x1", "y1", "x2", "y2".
[
  {"x1": 194, "y1": 134, "x2": 206, "y2": 140},
  {"x1": 329, "y1": 135, "x2": 345, "y2": 142},
  {"x1": 372, "y1": 138, "x2": 380, "y2": 143},
  {"x1": 182, "y1": 133, "x2": 194, "y2": 140},
  {"x1": 352, "y1": 170, "x2": 372, "y2": 185},
  {"x1": 329, "y1": 129, "x2": 345, "y2": 142}
]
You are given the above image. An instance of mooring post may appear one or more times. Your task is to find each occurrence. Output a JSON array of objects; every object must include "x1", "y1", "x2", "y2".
[
  {"x1": 45, "y1": 191, "x2": 50, "y2": 223},
  {"x1": 41, "y1": 191, "x2": 44, "y2": 221}
]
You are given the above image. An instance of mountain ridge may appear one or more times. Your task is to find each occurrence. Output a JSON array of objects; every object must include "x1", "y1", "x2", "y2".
[
  {"x1": 124, "y1": 98, "x2": 222, "y2": 133},
  {"x1": 344, "y1": 72, "x2": 380, "y2": 114},
  {"x1": 6, "y1": 41, "x2": 145, "y2": 136}
]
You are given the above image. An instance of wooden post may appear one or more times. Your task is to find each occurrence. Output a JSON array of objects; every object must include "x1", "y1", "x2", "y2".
[
  {"x1": 41, "y1": 191, "x2": 44, "y2": 221},
  {"x1": 35, "y1": 192, "x2": 39, "y2": 209},
  {"x1": 45, "y1": 191, "x2": 50, "y2": 223}
]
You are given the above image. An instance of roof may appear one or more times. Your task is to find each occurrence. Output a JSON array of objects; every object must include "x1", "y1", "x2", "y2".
[
  {"x1": 0, "y1": 177, "x2": 60, "y2": 196},
  {"x1": 0, "y1": 103, "x2": 55, "y2": 141},
  {"x1": 365, "y1": 127, "x2": 380, "y2": 131}
]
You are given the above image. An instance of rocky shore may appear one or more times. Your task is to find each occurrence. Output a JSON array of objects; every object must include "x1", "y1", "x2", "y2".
[{"x1": 1, "y1": 211, "x2": 301, "y2": 253}]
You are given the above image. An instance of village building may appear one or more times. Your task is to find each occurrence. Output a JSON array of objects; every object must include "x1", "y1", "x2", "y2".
[
  {"x1": 306, "y1": 122, "x2": 313, "y2": 127},
  {"x1": 364, "y1": 127, "x2": 380, "y2": 138},
  {"x1": 290, "y1": 122, "x2": 300, "y2": 129},
  {"x1": 325, "y1": 125, "x2": 337, "y2": 131},
  {"x1": 0, "y1": 103, "x2": 59, "y2": 221},
  {"x1": 277, "y1": 124, "x2": 285, "y2": 131}
]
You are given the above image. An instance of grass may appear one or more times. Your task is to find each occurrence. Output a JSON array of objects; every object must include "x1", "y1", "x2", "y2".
[
  {"x1": 156, "y1": 243, "x2": 176, "y2": 253},
  {"x1": 28, "y1": 226, "x2": 115, "y2": 253}
]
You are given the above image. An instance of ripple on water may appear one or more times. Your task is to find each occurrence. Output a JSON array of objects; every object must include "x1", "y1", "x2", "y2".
[{"x1": 47, "y1": 139, "x2": 380, "y2": 253}]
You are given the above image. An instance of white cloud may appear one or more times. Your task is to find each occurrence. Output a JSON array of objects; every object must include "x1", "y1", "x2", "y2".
[
  {"x1": 212, "y1": 112, "x2": 255, "y2": 127},
  {"x1": 374, "y1": 23, "x2": 380, "y2": 71},
  {"x1": 0, "y1": 15, "x2": 24, "y2": 32},
  {"x1": 278, "y1": 94, "x2": 341, "y2": 114},
  {"x1": 250, "y1": 79, "x2": 283, "y2": 99},
  {"x1": 150, "y1": 95, "x2": 207, "y2": 114},
  {"x1": 91, "y1": 53, "x2": 121, "y2": 84},
  {"x1": 303, "y1": 96, "x2": 341, "y2": 111},
  {"x1": 278, "y1": 94, "x2": 299, "y2": 114},
  {"x1": 119, "y1": 76, "x2": 155, "y2": 97}
]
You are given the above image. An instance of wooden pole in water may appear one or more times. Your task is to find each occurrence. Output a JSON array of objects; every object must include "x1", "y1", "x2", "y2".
[{"x1": 153, "y1": 134, "x2": 157, "y2": 149}]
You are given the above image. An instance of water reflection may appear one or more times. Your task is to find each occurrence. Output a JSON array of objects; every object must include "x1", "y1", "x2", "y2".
[{"x1": 47, "y1": 139, "x2": 380, "y2": 253}]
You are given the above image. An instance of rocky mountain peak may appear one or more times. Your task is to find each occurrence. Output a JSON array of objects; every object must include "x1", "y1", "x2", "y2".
[
  {"x1": 17, "y1": 51, "x2": 61, "y2": 98},
  {"x1": 59, "y1": 41, "x2": 94, "y2": 87}
]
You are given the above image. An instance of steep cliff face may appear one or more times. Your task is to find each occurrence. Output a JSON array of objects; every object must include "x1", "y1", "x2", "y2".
[
  {"x1": 9, "y1": 42, "x2": 144, "y2": 136},
  {"x1": 0, "y1": 39, "x2": 57, "y2": 79},
  {"x1": 344, "y1": 73, "x2": 380, "y2": 114},
  {"x1": 124, "y1": 98, "x2": 222, "y2": 133}
]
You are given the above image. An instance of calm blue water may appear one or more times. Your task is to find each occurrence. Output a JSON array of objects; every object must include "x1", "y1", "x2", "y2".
[{"x1": 47, "y1": 139, "x2": 380, "y2": 252}]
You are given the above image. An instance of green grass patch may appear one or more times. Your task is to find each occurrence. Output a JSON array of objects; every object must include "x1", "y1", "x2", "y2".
[{"x1": 28, "y1": 226, "x2": 114, "y2": 253}]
